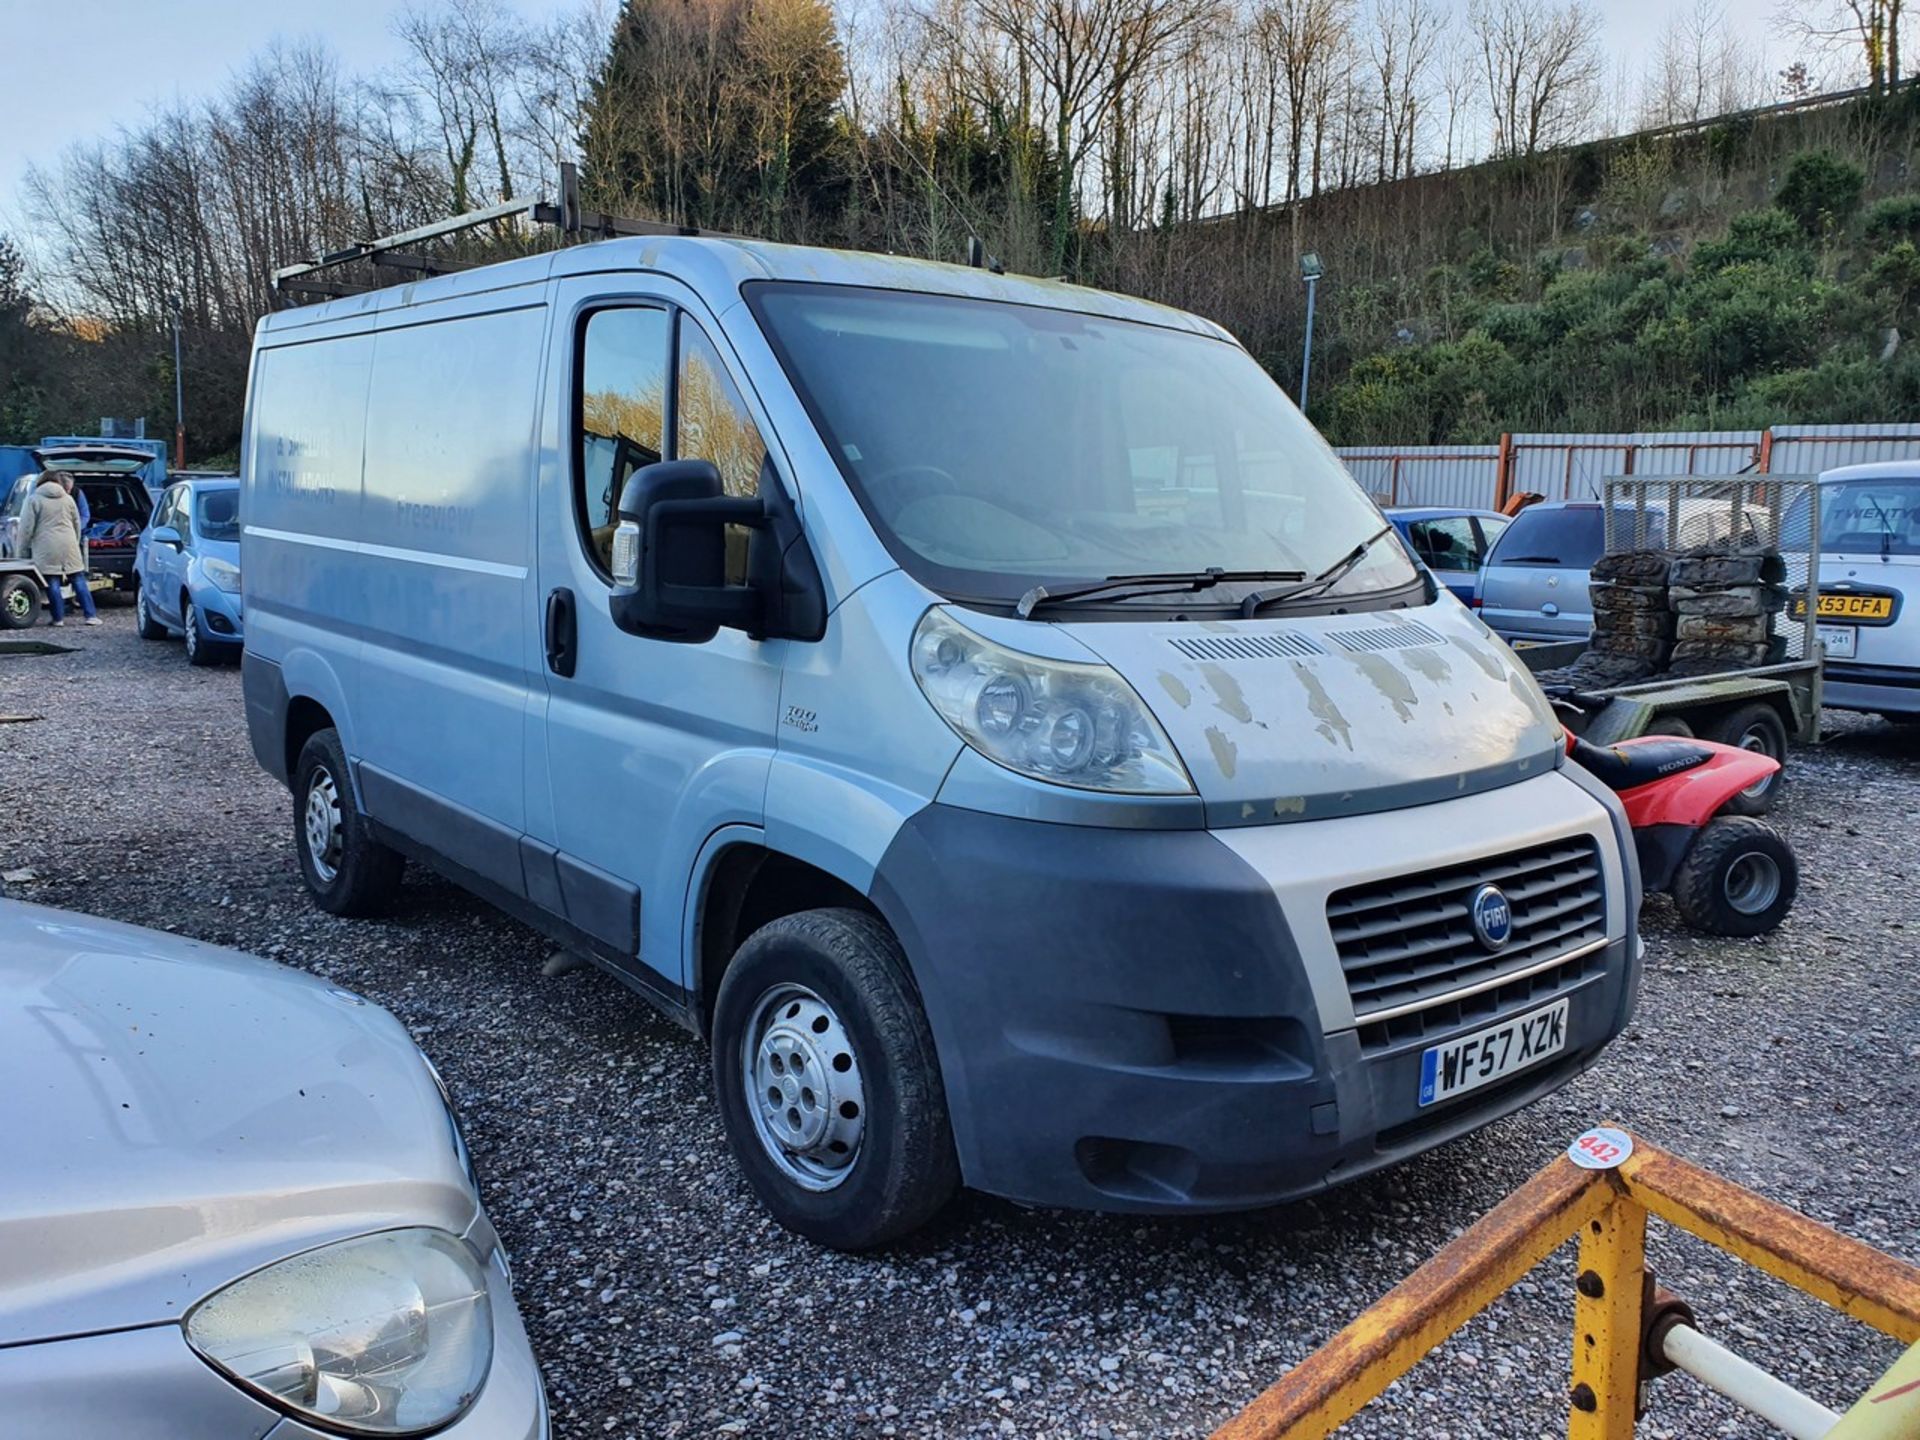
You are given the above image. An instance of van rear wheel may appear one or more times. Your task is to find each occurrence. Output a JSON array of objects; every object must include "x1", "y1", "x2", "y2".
[
  {"x1": 293, "y1": 727, "x2": 404, "y2": 917},
  {"x1": 711, "y1": 908, "x2": 958, "y2": 1250}
]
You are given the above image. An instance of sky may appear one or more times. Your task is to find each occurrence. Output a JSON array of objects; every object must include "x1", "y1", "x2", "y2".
[
  {"x1": 0, "y1": 0, "x2": 1788, "y2": 227},
  {"x1": 0, "y1": 0, "x2": 577, "y2": 220}
]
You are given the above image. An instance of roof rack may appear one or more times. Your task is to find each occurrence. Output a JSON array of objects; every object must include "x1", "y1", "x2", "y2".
[{"x1": 270, "y1": 163, "x2": 724, "y2": 304}]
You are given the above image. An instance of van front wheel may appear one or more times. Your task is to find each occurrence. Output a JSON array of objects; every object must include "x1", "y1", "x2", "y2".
[
  {"x1": 293, "y1": 728, "x2": 404, "y2": 917},
  {"x1": 712, "y1": 908, "x2": 958, "y2": 1250}
]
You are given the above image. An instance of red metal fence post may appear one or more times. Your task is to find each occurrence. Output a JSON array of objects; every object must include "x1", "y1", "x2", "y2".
[{"x1": 1495, "y1": 433, "x2": 1513, "y2": 510}]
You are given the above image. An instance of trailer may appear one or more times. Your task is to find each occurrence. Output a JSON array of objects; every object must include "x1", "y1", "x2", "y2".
[{"x1": 1511, "y1": 475, "x2": 1825, "y2": 811}]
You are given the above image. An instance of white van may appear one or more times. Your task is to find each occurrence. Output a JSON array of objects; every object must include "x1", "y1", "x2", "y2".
[
  {"x1": 1784, "y1": 463, "x2": 1920, "y2": 717},
  {"x1": 240, "y1": 238, "x2": 1642, "y2": 1248}
]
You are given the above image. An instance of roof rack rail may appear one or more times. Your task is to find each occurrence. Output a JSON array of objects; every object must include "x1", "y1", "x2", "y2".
[{"x1": 270, "y1": 163, "x2": 732, "y2": 304}]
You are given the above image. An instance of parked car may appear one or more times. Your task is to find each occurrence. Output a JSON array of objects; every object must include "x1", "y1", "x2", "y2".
[
  {"x1": 1480, "y1": 500, "x2": 1668, "y2": 643},
  {"x1": 1385, "y1": 506, "x2": 1511, "y2": 604},
  {"x1": 1780, "y1": 462, "x2": 1919, "y2": 717},
  {"x1": 240, "y1": 236, "x2": 1642, "y2": 1250},
  {"x1": 135, "y1": 475, "x2": 244, "y2": 663},
  {"x1": 0, "y1": 898, "x2": 548, "y2": 1438},
  {"x1": 0, "y1": 443, "x2": 157, "y2": 589}
]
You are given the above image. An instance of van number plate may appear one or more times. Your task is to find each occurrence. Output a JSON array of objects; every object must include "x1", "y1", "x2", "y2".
[{"x1": 1418, "y1": 999, "x2": 1569, "y2": 1107}]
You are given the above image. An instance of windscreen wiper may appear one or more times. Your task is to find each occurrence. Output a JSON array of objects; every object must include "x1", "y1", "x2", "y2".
[
  {"x1": 1016, "y1": 567, "x2": 1306, "y2": 619},
  {"x1": 1866, "y1": 494, "x2": 1896, "y2": 558},
  {"x1": 1240, "y1": 523, "x2": 1396, "y2": 618}
]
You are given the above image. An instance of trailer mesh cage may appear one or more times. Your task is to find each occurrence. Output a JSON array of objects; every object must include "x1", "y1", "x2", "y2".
[{"x1": 1600, "y1": 475, "x2": 1823, "y2": 664}]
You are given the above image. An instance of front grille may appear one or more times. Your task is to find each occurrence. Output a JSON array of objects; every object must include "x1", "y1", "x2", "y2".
[{"x1": 1328, "y1": 837, "x2": 1607, "y2": 1036}]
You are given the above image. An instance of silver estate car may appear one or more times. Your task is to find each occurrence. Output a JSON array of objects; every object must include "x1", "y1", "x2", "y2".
[{"x1": 0, "y1": 900, "x2": 548, "y2": 1439}]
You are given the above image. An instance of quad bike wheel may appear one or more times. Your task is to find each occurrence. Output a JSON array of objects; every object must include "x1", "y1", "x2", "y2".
[{"x1": 1671, "y1": 816, "x2": 1798, "y2": 937}]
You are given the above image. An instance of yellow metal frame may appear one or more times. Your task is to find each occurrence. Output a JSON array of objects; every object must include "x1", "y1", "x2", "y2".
[{"x1": 1212, "y1": 1128, "x2": 1920, "y2": 1440}]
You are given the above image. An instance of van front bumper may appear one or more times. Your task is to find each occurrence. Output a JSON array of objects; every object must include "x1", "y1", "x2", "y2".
[
  {"x1": 1823, "y1": 662, "x2": 1920, "y2": 715},
  {"x1": 869, "y1": 771, "x2": 1639, "y2": 1214}
]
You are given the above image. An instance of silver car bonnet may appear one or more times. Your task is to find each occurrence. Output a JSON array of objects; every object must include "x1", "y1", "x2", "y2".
[
  {"x1": 0, "y1": 902, "x2": 476, "y2": 1345},
  {"x1": 1061, "y1": 600, "x2": 1564, "y2": 826}
]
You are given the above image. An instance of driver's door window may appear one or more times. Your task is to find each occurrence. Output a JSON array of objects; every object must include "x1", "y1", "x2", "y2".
[{"x1": 576, "y1": 306, "x2": 669, "y2": 576}]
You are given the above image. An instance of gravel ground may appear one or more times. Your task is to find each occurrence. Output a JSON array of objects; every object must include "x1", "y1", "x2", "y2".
[{"x1": 3, "y1": 603, "x2": 1917, "y2": 1440}]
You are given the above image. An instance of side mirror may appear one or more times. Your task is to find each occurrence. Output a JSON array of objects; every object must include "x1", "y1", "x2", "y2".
[
  {"x1": 150, "y1": 526, "x2": 182, "y2": 550},
  {"x1": 609, "y1": 460, "x2": 764, "y2": 643}
]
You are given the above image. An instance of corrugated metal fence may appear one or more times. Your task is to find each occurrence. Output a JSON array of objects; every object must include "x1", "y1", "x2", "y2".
[{"x1": 1336, "y1": 423, "x2": 1920, "y2": 510}]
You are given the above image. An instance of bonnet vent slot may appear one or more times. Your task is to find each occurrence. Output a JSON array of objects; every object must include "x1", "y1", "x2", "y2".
[
  {"x1": 1324, "y1": 620, "x2": 1445, "y2": 653},
  {"x1": 1168, "y1": 633, "x2": 1325, "y2": 661}
]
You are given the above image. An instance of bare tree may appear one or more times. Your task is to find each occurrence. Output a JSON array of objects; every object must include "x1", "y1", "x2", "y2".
[
  {"x1": 1468, "y1": 0, "x2": 1602, "y2": 157},
  {"x1": 1367, "y1": 0, "x2": 1443, "y2": 180},
  {"x1": 974, "y1": 0, "x2": 1213, "y2": 265},
  {"x1": 396, "y1": 0, "x2": 534, "y2": 211},
  {"x1": 1775, "y1": 0, "x2": 1906, "y2": 92},
  {"x1": 1641, "y1": 0, "x2": 1765, "y2": 126},
  {"x1": 1436, "y1": 27, "x2": 1480, "y2": 168}
]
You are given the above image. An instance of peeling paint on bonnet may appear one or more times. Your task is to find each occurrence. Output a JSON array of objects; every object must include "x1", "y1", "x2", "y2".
[{"x1": 1067, "y1": 602, "x2": 1562, "y2": 825}]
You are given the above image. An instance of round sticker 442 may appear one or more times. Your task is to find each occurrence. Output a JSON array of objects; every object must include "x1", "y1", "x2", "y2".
[{"x1": 1568, "y1": 1126, "x2": 1634, "y2": 1170}]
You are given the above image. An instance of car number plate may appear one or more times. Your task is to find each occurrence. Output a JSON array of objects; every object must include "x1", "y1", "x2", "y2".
[
  {"x1": 1418, "y1": 999, "x2": 1569, "y2": 1107},
  {"x1": 1792, "y1": 593, "x2": 1895, "y2": 621},
  {"x1": 1816, "y1": 624, "x2": 1857, "y2": 659}
]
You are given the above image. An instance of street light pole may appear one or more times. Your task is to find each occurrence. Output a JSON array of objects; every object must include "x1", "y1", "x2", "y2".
[
  {"x1": 171, "y1": 299, "x2": 185, "y2": 468},
  {"x1": 1298, "y1": 251, "x2": 1324, "y2": 417}
]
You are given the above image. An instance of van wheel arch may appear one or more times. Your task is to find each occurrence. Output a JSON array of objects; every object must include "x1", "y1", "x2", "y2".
[
  {"x1": 696, "y1": 845, "x2": 884, "y2": 1038},
  {"x1": 284, "y1": 696, "x2": 337, "y2": 789}
]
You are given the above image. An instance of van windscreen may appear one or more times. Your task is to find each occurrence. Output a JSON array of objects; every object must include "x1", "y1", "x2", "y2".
[{"x1": 747, "y1": 283, "x2": 1416, "y2": 608}]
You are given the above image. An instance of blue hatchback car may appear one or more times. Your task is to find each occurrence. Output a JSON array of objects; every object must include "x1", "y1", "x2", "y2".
[
  {"x1": 134, "y1": 476, "x2": 243, "y2": 664},
  {"x1": 1384, "y1": 506, "x2": 1511, "y2": 604}
]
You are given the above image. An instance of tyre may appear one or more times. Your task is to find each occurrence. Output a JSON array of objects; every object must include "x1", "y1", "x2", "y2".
[
  {"x1": 1642, "y1": 715, "x2": 1694, "y2": 738},
  {"x1": 711, "y1": 908, "x2": 958, "y2": 1250},
  {"x1": 135, "y1": 585, "x2": 168, "y2": 640},
  {"x1": 0, "y1": 574, "x2": 41, "y2": 630},
  {"x1": 183, "y1": 600, "x2": 220, "y2": 667},
  {"x1": 1712, "y1": 702, "x2": 1788, "y2": 816},
  {"x1": 1671, "y1": 817, "x2": 1797, "y2": 936},
  {"x1": 292, "y1": 727, "x2": 404, "y2": 917}
]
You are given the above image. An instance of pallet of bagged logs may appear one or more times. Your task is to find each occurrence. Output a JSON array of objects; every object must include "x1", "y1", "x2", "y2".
[
  {"x1": 1666, "y1": 635, "x2": 1790, "y2": 677},
  {"x1": 1664, "y1": 546, "x2": 1788, "y2": 666},
  {"x1": 1587, "y1": 548, "x2": 1675, "y2": 657}
]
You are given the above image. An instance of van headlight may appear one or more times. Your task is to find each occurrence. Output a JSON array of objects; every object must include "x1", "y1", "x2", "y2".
[
  {"x1": 184, "y1": 1228, "x2": 492, "y2": 1435},
  {"x1": 911, "y1": 608, "x2": 1193, "y2": 794},
  {"x1": 202, "y1": 557, "x2": 242, "y2": 593}
]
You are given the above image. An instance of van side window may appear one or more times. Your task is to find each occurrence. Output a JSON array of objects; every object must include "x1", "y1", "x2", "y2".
[
  {"x1": 676, "y1": 319, "x2": 768, "y2": 585},
  {"x1": 577, "y1": 306, "x2": 670, "y2": 574}
]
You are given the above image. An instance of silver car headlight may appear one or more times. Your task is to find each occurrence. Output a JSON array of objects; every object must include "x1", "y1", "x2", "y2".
[
  {"x1": 185, "y1": 1227, "x2": 493, "y2": 1435},
  {"x1": 911, "y1": 608, "x2": 1193, "y2": 794},
  {"x1": 201, "y1": 557, "x2": 242, "y2": 593}
]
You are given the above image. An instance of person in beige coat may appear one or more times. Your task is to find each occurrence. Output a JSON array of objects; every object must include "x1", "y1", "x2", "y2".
[{"x1": 16, "y1": 472, "x2": 99, "y2": 626}]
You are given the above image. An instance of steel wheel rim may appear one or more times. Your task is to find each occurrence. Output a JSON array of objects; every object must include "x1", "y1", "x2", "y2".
[
  {"x1": 4, "y1": 586, "x2": 29, "y2": 621},
  {"x1": 740, "y1": 983, "x2": 866, "y2": 1192},
  {"x1": 1736, "y1": 726, "x2": 1776, "y2": 798},
  {"x1": 1723, "y1": 851, "x2": 1782, "y2": 914},
  {"x1": 304, "y1": 766, "x2": 344, "y2": 885}
]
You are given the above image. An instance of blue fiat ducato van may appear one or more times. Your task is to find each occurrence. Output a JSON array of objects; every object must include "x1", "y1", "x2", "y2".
[{"x1": 240, "y1": 237, "x2": 1641, "y2": 1248}]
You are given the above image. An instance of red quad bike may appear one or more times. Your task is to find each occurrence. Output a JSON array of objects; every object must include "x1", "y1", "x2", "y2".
[{"x1": 1566, "y1": 732, "x2": 1799, "y2": 936}]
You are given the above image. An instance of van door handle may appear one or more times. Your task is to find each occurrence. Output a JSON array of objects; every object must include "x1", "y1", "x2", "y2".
[
  {"x1": 1541, "y1": 602, "x2": 1559, "y2": 616},
  {"x1": 545, "y1": 587, "x2": 577, "y2": 678}
]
